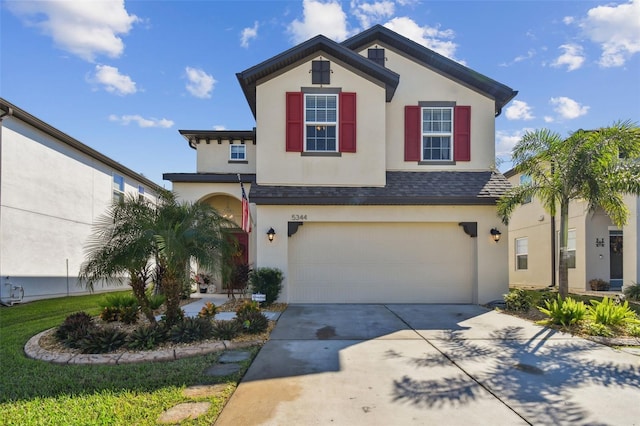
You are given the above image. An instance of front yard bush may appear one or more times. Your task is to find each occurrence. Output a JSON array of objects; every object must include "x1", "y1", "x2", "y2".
[
  {"x1": 169, "y1": 317, "x2": 213, "y2": 343},
  {"x1": 538, "y1": 295, "x2": 587, "y2": 326},
  {"x1": 212, "y1": 319, "x2": 243, "y2": 340},
  {"x1": 78, "y1": 327, "x2": 128, "y2": 354},
  {"x1": 623, "y1": 282, "x2": 640, "y2": 301},
  {"x1": 237, "y1": 311, "x2": 269, "y2": 334},
  {"x1": 503, "y1": 288, "x2": 533, "y2": 312},
  {"x1": 587, "y1": 297, "x2": 639, "y2": 327},
  {"x1": 249, "y1": 267, "x2": 284, "y2": 305}
]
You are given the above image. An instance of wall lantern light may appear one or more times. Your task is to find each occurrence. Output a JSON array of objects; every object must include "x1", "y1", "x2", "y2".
[
  {"x1": 267, "y1": 227, "x2": 276, "y2": 242},
  {"x1": 490, "y1": 228, "x2": 502, "y2": 243}
]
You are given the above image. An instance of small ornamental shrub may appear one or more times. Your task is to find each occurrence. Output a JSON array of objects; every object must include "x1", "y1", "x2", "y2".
[
  {"x1": 101, "y1": 292, "x2": 138, "y2": 310},
  {"x1": 539, "y1": 291, "x2": 557, "y2": 308},
  {"x1": 627, "y1": 324, "x2": 640, "y2": 337},
  {"x1": 237, "y1": 311, "x2": 269, "y2": 334},
  {"x1": 127, "y1": 324, "x2": 168, "y2": 350},
  {"x1": 169, "y1": 317, "x2": 213, "y2": 343},
  {"x1": 119, "y1": 305, "x2": 140, "y2": 325},
  {"x1": 503, "y1": 289, "x2": 532, "y2": 312},
  {"x1": 55, "y1": 312, "x2": 93, "y2": 342},
  {"x1": 78, "y1": 327, "x2": 128, "y2": 354},
  {"x1": 585, "y1": 322, "x2": 614, "y2": 337},
  {"x1": 100, "y1": 306, "x2": 121, "y2": 322},
  {"x1": 587, "y1": 297, "x2": 639, "y2": 327},
  {"x1": 148, "y1": 294, "x2": 166, "y2": 310},
  {"x1": 212, "y1": 320, "x2": 243, "y2": 340},
  {"x1": 623, "y1": 282, "x2": 640, "y2": 301},
  {"x1": 235, "y1": 300, "x2": 260, "y2": 317},
  {"x1": 538, "y1": 295, "x2": 586, "y2": 326},
  {"x1": 249, "y1": 267, "x2": 284, "y2": 305},
  {"x1": 198, "y1": 302, "x2": 218, "y2": 319},
  {"x1": 589, "y1": 278, "x2": 610, "y2": 291}
]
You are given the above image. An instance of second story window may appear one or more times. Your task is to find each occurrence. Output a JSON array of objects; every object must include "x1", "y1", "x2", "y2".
[
  {"x1": 230, "y1": 144, "x2": 246, "y2": 161},
  {"x1": 305, "y1": 94, "x2": 337, "y2": 152},
  {"x1": 367, "y1": 48, "x2": 385, "y2": 67},
  {"x1": 138, "y1": 185, "x2": 145, "y2": 202},
  {"x1": 422, "y1": 107, "x2": 452, "y2": 161},
  {"x1": 113, "y1": 174, "x2": 125, "y2": 203}
]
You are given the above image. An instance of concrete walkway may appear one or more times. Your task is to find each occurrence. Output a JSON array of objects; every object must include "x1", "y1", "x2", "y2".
[{"x1": 215, "y1": 304, "x2": 640, "y2": 426}]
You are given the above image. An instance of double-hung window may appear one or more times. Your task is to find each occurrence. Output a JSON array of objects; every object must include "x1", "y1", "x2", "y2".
[
  {"x1": 230, "y1": 144, "x2": 246, "y2": 161},
  {"x1": 422, "y1": 107, "x2": 453, "y2": 161},
  {"x1": 113, "y1": 174, "x2": 125, "y2": 203},
  {"x1": 305, "y1": 94, "x2": 337, "y2": 152},
  {"x1": 515, "y1": 237, "x2": 528, "y2": 270}
]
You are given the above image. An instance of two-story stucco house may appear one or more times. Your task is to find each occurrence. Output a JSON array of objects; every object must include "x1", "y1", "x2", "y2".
[
  {"x1": 164, "y1": 25, "x2": 517, "y2": 304},
  {"x1": 505, "y1": 168, "x2": 639, "y2": 292},
  {"x1": 0, "y1": 98, "x2": 161, "y2": 303}
]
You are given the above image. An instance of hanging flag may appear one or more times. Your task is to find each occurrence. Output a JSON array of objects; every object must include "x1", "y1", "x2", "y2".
[{"x1": 240, "y1": 180, "x2": 251, "y2": 233}]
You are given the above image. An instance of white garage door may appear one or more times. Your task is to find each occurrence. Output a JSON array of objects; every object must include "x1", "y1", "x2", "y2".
[{"x1": 288, "y1": 222, "x2": 474, "y2": 303}]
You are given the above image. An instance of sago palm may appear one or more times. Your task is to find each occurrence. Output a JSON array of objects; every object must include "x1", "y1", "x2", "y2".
[{"x1": 498, "y1": 121, "x2": 640, "y2": 298}]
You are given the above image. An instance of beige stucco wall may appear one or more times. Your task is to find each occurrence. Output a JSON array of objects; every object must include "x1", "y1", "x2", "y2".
[
  {"x1": 356, "y1": 44, "x2": 497, "y2": 172},
  {"x1": 623, "y1": 195, "x2": 639, "y2": 289},
  {"x1": 254, "y1": 204, "x2": 507, "y2": 304},
  {"x1": 196, "y1": 141, "x2": 256, "y2": 174},
  {"x1": 255, "y1": 52, "x2": 387, "y2": 187},
  {"x1": 0, "y1": 116, "x2": 157, "y2": 302}
]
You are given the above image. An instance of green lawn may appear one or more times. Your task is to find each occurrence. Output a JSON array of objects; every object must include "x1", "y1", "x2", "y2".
[{"x1": 0, "y1": 292, "x2": 256, "y2": 425}]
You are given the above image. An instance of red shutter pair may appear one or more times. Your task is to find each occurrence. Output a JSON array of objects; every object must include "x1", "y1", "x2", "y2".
[
  {"x1": 404, "y1": 105, "x2": 471, "y2": 162},
  {"x1": 286, "y1": 92, "x2": 357, "y2": 153}
]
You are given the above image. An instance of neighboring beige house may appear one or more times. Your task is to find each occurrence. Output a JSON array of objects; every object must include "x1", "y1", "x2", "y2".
[
  {"x1": 164, "y1": 25, "x2": 518, "y2": 304},
  {"x1": 0, "y1": 98, "x2": 161, "y2": 303},
  {"x1": 505, "y1": 168, "x2": 639, "y2": 292}
]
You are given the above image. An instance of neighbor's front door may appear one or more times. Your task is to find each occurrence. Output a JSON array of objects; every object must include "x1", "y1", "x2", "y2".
[{"x1": 609, "y1": 230, "x2": 623, "y2": 289}]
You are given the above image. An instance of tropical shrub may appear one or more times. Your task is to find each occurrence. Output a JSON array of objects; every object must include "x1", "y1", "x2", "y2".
[
  {"x1": 55, "y1": 312, "x2": 93, "y2": 342},
  {"x1": 237, "y1": 311, "x2": 269, "y2": 334},
  {"x1": 628, "y1": 324, "x2": 640, "y2": 337},
  {"x1": 212, "y1": 320, "x2": 243, "y2": 340},
  {"x1": 587, "y1": 297, "x2": 639, "y2": 327},
  {"x1": 100, "y1": 306, "x2": 122, "y2": 322},
  {"x1": 127, "y1": 324, "x2": 168, "y2": 350},
  {"x1": 148, "y1": 294, "x2": 166, "y2": 310},
  {"x1": 249, "y1": 267, "x2": 284, "y2": 305},
  {"x1": 538, "y1": 295, "x2": 586, "y2": 326},
  {"x1": 235, "y1": 300, "x2": 260, "y2": 317},
  {"x1": 623, "y1": 282, "x2": 640, "y2": 301},
  {"x1": 198, "y1": 302, "x2": 218, "y2": 319},
  {"x1": 585, "y1": 322, "x2": 614, "y2": 337},
  {"x1": 101, "y1": 292, "x2": 138, "y2": 310},
  {"x1": 503, "y1": 289, "x2": 532, "y2": 312},
  {"x1": 120, "y1": 305, "x2": 140, "y2": 324},
  {"x1": 169, "y1": 317, "x2": 213, "y2": 343},
  {"x1": 78, "y1": 327, "x2": 128, "y2": 354}
]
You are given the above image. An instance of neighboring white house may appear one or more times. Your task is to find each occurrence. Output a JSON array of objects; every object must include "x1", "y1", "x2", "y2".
[
  {"x1": 0, "y1": 98, "x2": 162, "y2": 303},
  {"x1": 505, "y1": 168, "x2": 639, "y2": 292},
  {"x1": 164, "y1": 25, "x2": 518, "y2": 304}
]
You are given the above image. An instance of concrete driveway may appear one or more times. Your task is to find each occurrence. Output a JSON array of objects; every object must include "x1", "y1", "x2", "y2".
[{"x1": 215, "y1": 304, "x2": 640, "y2": 425}]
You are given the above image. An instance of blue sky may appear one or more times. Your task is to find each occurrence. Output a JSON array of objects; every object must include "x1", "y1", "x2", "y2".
[{"x1": 2, "y1": 0, "x2": 639, "y2": 186}]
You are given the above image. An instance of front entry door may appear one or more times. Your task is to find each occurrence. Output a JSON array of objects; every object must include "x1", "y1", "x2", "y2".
[{"x1": 609, "y1": 230, "x2": 623, "y2": 290}]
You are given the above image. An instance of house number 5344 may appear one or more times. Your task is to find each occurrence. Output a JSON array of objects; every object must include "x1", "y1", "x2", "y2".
[{"x1": 291, "y1": 214, "x2": 308, "y2": 221}]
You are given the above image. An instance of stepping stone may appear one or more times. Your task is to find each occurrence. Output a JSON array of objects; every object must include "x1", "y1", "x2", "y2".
[
  {"x1": 219, "y1": 351, "x2": 251, "y2": 363},
  {"x1": 204, "y1": 363, "x2": 241, "y2": 377},
  {"x1": 183, "y1": 384, "x2": 229, "y2": 398},
  {"x1": 157, "y1": 402, "x2": 210, "y2": 423}
]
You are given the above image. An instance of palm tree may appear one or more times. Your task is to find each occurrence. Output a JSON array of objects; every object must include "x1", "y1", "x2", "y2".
[
  {"x1": 80, "y1": 191, "x2": 233, "y2": 325},
  {"x1": 497, "y1": 121, "x2": 640, "y2": 298}
]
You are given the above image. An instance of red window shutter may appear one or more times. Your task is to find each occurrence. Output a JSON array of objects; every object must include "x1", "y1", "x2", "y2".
[
  {"x1": 404, "y1": 105, "x2": 420, "y2": 161},
  {"x1": 286, "y1": 92, "x2": 303, "y2": 152},
  {"x1": 339, "y1": 92, "x2": 356, "y2": 153},
  {"x1": 454, "y1": 106, "x2": 471, "y2": 161}
]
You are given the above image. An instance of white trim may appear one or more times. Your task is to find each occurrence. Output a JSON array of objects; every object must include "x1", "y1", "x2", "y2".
[{"x1": 303, "y1": 93, "x2": 339, "y2": 153}]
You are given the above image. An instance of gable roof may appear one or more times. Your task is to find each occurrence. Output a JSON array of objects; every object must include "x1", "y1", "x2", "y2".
[
  {"x1": 0, "y1": 98, "x2": 162, "y2": 191},
  {"x1": 249, "y1": 171, "x2": 511, "y2": 205},
  {"x1": 236, "y1": 34, "x2": 400, "y2": 118},
  {"x1": 341, "y1": 25, "x2": 518, "y2": 116}
]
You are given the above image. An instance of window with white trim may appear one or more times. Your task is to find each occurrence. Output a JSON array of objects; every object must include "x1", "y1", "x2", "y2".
[
  {"x1": 422, "y1": 107, "x2": 452, "y2": 160},
  {"x1": 305, "y1": 94, "x2": 337, "y2": 152},
  {"x1": 515, "y1": 237, "x2": 528, "y2": 270},
  {"x1": 138, "y1": 185, "x2": 145, "y2": 202},
  {"x1": 230, "y1": 144, "x2": 246, "y2": 161},
  {"x1": 113, "y1": 174, "x2": 125, "y2": 203}
]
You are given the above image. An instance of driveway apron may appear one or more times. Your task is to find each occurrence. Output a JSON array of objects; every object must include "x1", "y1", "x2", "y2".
[{"x1": 215, "y1": 304, "x2": 640, "y2": 426}]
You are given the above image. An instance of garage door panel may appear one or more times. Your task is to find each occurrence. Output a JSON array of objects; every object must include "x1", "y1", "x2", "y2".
[{"x1": 288, "y1": 222, "x2": 473, "y2": 303}]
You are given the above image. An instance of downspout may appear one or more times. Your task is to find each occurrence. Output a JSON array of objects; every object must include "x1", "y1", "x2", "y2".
[{"x1": 0, "y1": 106, "x2": 14, "y2": 302}]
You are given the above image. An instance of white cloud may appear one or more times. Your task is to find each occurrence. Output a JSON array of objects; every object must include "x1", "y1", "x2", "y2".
[
  {"x1": 496, "y1": 129, "x2": 532, "y2": 158},
  {"x1": 288, "y1": 0, "x2": 349, "y2": 43},
  {"x1": 384, "y1": 17, "x2": 459, "y2": 61},
  {"x1": 551, "y1": 43, "x2": 585, "y2": 71},
  {"x1": 351, "y1": 0, "x2": 395, "y2": 29},
  {"x1": 543, "y1": 116, "x2": 555, "y2": 123},
  {"x1": 563, "y1": 16, "x2": 575, "y2": 25},
  {"x1": 7, "y1": 0, "x2": 138, "y2": 62},
  {"x1": 213, "y1": 125, "x2": 226, "y2": 130},
  {"x1": 500, "y1": 49, "x2": 536, "y2": 67},
  {"x1": 109, "y1": 114, "x2": 174, "y2": 128},
  {"x1": 550, "y1": 96, "x2": 590, "y2": 120},
  {"x1": 92, "y1": 65, "x2": 136, "y2": 95},
  {"x1": 505, "y1": 100, "x2": 535, "y2": 121},
  {"x1": 185, "y1": 67, "x2": 216, "y2": 99},
  {"x1": 241, "y1": 21, "x2": 259, "y2": 48},
  {"x1": 580, "y1": 0, "x2": 640, "y2": 67}
]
